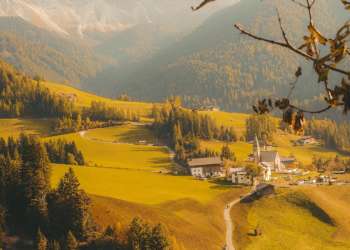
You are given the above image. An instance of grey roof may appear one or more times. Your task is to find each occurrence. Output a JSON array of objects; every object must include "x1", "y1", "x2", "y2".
[
  {"x1": 187, "y1": 157, "x2": 222, "y2": 168},
  {"x1": 230, "y1": 167, "x2": 247, "y2": 173},
  {"x1": 260, "y1": 151, "x2": 279, "y2": 162}
]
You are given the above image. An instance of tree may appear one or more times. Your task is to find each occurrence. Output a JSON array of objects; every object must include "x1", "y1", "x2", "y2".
[
  {"x1": 193, "y1": 0, "x2": 350, "y2": 131},
  {"x1": 221, "y1": 144, "x2": 235, "y2": 161},
  {"x1": 48, "y1": 240, "x2": 61, "y2": 250},
  {"x1": 35, "y1": 228, "x2": 48, "y2": 250},
  {"x1": 65, "y1": 231, "x2": 78, "y2": 250},
  {"x1": 245, "y1": 163, "x2": 262, "y2": 178},
  {"x1": 149, "y1": 224, "x2": 170, "y2": 250},
  {"x1": 47, "y1": 168, "x2": 93, "y2": 240}
]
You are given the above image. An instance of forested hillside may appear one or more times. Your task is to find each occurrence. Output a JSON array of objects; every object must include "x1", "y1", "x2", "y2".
[
  {"x1": 99, "y1": 0, "x2": 347, "y2": 115},
  {"x1": 0, "y1": 17, "x2": 101, "y2": 84}
]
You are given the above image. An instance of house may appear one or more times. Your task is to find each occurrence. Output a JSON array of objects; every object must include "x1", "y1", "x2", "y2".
[
  {"x1": 187, "y1": 157, "x2": 224, "y2": 178},
  {"x1": 230, "y1": 168, "x2": 252, "y2": 185},
  {"x1": 294, "y1": 136, "x2": 317, "y2": 146}
]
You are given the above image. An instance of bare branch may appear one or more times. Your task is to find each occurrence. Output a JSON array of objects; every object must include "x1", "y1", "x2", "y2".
[
  {"x1": 234, "y1": 24, "x2": 350, "y2": 76},
  {"x1": 191, "y1": 0, "x2": 216, "y2": 11}
]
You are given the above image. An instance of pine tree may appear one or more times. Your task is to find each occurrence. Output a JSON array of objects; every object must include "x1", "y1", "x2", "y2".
[
  {"x1": 65, "y1": 231, "x2": 78, "y2": 250},
  {"x1": 48, "y1": 240, "x2": 61, "y2": 250},
  {"x1": 48, "y1": 168, "x2": 92, "y2": 240},
  {"x1": 149, "y1": 224, "x2": 170, "y2": 250},
  {"x1": 35, "y1": 228, "x2": 48, "y2": 250}
]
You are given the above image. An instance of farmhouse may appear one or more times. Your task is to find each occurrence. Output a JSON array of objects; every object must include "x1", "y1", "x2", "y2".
[
  {"x1": 187, "y1": 157, "x2": 224, "y2": 178},
  {"x1": 294, "y1": 136, "x2": 317, "y2": 146},
  {"x1": 230, "y1": 167, "x2": 252, "y2": 185}
]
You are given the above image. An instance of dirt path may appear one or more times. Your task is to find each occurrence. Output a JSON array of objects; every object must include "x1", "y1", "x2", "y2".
[{"x1": 224, "y1": 198, "x2": 242, "y2": 250}]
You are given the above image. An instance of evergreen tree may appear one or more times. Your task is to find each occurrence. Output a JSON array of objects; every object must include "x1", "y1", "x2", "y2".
[
  {"x1": 65, "y1": 231, "x2": 78, "y2": 250},
  {"x1": 35, "y1": 228, "x2": 48, "y2": 250},
  {"x1": 47, "y1": 168, "x2": 93, "y2": 240},
  {"x1": 149, "y1": 224, "x2": 170, "y2": 250},
  {"x1": 48, "y1": 241, "x2": 61, "y2": 250}
]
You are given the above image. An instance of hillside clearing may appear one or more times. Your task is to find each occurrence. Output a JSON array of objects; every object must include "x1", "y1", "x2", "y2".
[
  {"x1": 46, "y1": 125, "x2": 171, "y2": 171},
  {"x1": 231, "y1": 188, "x2": 350, "y2": 250}
]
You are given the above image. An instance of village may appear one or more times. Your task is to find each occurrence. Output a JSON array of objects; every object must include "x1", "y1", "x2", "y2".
[{"x1": 186, "y1": 135, "x2": 350, "y2": 188}]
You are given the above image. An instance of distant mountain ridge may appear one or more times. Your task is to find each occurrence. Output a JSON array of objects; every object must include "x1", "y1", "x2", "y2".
[
  {"x1": 98, "y1": 0, "x2": 347, "y2": 115},
  {"x1": 0, "y1": 0, "x2": 237, "y2": 38},
  {"x1": 0, "y1": 17, "x2": 101, "y2": 84}
]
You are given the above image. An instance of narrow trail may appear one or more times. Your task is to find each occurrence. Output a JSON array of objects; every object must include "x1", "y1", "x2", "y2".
[
  {"x1": 224, "y1": 198, "x2": 241, "y2": 250},
  {"x1": 224, "y1": 183, "x2": 257, "y2": 250}
]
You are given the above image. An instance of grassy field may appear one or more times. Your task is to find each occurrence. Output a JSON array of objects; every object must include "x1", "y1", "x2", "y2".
[
  {"x1": 90, "y1": 188, "x2": 247, "y2": 250},
  {"x1": 47, "y1": 125, "x2": 171, "y2": 171},
  {"x1": 0, "y1": 118, "x2": 53, "y2": 138},
  {"x1": 42, "y1": 81, "x2": 154, "y2": 120},
  {"x1": 231, "y1": 187, "x2": 350, "y2": 250},
  {"x1": 84, "y1": 123, "x2": 157, "y2": 144},
  {"x1": 51, "y1": 164, "x2": 232, "y2": 205},
  {"x1": 199, "y1": 111, "x2": 250, "y2": 136}
]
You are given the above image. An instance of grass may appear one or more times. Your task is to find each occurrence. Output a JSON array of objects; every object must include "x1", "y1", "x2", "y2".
[
  {"x1": 200, "y1": 140, "x2": 253, "y2": 162},
  {"x1": 51, "y1": 164, "x2": 232, "y2": 205},
  {"x1": 46, "y1": 125, "x2": 172, "y2": 171},
  {"x1": 0, "y1": 118, "x2": 53, "y2": 138},
  {"x1": 84, "y1": 123, "x2": 157, "y2": 144},
  {"x1": 42, "y1": 81, "x2": 154, "y2": 120},
  {"x1": 199, "y1": 111, "x2": 250, "y2": 136},
  {"x1": 89, "y1": 188, "x2": 247, "y2": 250},
  {"x1": 231, "y1": 188, "x2": 350, "y2": 250}
]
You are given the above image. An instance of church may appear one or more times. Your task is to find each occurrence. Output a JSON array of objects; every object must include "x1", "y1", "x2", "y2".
[{"x1": 252, "y1": 136, "x2": 285, "y2": 172}]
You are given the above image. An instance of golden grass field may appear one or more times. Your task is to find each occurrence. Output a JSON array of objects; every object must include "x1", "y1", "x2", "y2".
[
  {"x1": 0, "y1": 118, "x2": 53, "y2": 138},
  {"x1": 42, "y1": 81, "x2": 154, "y2": 120},
  {"x1": 231, "y1": 186, "x2": 350, "y2": 250}
]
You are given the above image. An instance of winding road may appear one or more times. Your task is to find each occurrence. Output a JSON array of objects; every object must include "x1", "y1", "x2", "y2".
[
  {"x1": 224, "y1": 186, "x2": 256, "y2": 250},
  {"x1": 224, "y1": 198, "x2": 241, "y2": 250}
]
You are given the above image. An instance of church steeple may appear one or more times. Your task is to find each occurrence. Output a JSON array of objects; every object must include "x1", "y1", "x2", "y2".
[{"x1": 254, "y1": 135, "x2": 261, "y2": 163}]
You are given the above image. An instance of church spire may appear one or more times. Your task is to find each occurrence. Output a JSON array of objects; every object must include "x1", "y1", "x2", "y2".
[{"x1": 255, "y1": 135, "x2": 260, "y2": 163}]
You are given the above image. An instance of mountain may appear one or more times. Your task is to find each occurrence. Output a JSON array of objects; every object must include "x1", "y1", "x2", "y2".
[
  {"x1": 0, "y1": 17, "x2": 102, "y2": 84},
  {"x1": 0, "y1": 0, "x2": 238, "y2": 83},
  {"x1": 0, "y1": 0, "x2": 237, "y2": 38},
  {"x1": 93, "y1": 0, "x2": 347, "y2": 114}
]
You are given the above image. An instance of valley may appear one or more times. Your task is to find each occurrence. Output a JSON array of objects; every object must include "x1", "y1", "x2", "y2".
[
  {"x1": 0, "y1": 0, "x2": 350, "y2": 249},
  {"x1": 1, "y1": 76, "x2": 350, "y2": 249}
]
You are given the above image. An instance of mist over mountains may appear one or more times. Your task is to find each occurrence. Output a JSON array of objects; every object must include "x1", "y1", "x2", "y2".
[{"x1": 0, "y1": 0, "x2": 236, "y2": 38}]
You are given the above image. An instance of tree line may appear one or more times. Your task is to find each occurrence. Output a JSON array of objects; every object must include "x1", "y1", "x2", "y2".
[
  {"x1": 305, "y1": 119, "x2": 350, "y2": 153},
  {"x1": 151, "y1": 98, "x2": 238, "y2": 163},
  {"x1": 0, "y1": 134, "x2": 171, "y2": 250},
  {"x1": 0, "y1": 137, "x2": 85, "y2": 166}
]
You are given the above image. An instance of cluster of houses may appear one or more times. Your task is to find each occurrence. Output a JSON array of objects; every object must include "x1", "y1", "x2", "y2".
[{"x1": 187, "y1": 136, "x2": 296, "y2": 185}]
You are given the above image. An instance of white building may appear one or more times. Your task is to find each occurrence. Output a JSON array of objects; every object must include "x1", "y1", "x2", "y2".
[
  {"x1": 188, "y1": 157, "x2": 224, "y2": 178},
  {"x1": 230, "y1": 167, "x2": 252, "y2": 185}
]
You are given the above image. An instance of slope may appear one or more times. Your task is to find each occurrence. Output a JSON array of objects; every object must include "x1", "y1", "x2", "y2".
[
  {"x1": 0, "y1": 17, "x2": 102, "y2": 84},
  {"x1": 103, "y1": 0, "x2": 347, "y2": 113},
  {"x1": 231, "y1": 187, "x2": 350, "y2": 250}
]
